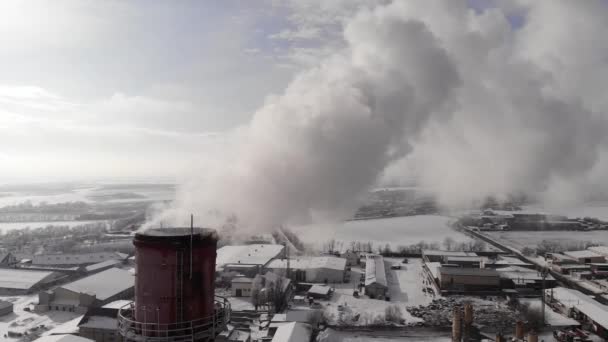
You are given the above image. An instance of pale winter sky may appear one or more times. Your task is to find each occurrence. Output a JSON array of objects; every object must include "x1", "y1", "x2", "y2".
[
  {"x1": 2, "y1": 0, "x2": 608, "y2": 216},
  {"x1": 0, "y1": 0, "x2": 332, "y2": 183}
]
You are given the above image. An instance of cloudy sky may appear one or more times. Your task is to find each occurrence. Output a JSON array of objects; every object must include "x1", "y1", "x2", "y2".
[
  {"x1": 0, "y1": 0, "x2": 355, "y2": 183},
  {"x1": 3, "y1": 0, "x2": 608, "y2": 220}
]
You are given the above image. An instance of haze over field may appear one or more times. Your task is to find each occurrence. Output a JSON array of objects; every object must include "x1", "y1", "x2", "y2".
[{"x1": 2, "y1": 1, "x2": 608, "y2": 232}]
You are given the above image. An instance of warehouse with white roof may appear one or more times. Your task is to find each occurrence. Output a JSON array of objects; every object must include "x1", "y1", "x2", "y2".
[
  {"x1": 37, "y1": 267, "x2": 134, "y2": 313},
  {"x1": 266, "y1": 256, "x2": 347, "y2": 283},
  {"x1": 0, "y1": 268, "x2": 65, "y2": 295},
  {"x1": 364, "y1": 254, "x2": 387, "y2": 299},
  {"x1": 216, "y1": 244, "x2": 284, "y2": 276}
]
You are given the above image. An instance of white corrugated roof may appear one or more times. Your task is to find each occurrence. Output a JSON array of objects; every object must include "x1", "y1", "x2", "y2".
[
  {"x1": 34, "y1": 335, "x2": 93, "y2": 342},
  {"x1": 271, "y1": 322, "x2": 311, "y2": 342},
  {"x1": 266, "y1": 256, "x2": 347, "y2": 271},
  {"x1": 588, "y1": 246, "x2": 608, "y2": 257},
  {"x1": 60, "y1": 268, "x2": 133, "y2": 300},
  {"x1": 364, "y1": 254, "x2": 387, "y2": 287},
  {"x1": 548, "y1": 287, "x2": 608, "y2": 329},
  {"x1": 0, "y1": 268, "x2": 55, "y2": 290},
  {"x1": 564, "y1": 250, "x2": 605, "y2": 260},
  {"x1": 216, "y1": 244, "x2": 284, "y2": 269}
]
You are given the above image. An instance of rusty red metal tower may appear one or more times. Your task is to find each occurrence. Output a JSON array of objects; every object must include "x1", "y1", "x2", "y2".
[{"x1": 118, "y1": 226, "x2": 229, "y2": 341}]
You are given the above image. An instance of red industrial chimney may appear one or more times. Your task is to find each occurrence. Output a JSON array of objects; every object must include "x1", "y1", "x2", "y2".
[{"x1": 118, "y1": 227, "x2": 230, "y2": 341}]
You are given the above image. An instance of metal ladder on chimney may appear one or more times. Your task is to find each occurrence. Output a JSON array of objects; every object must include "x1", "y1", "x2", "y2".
[{"x1": 176, "y1": 250, "x2": 184, "y2": 323}]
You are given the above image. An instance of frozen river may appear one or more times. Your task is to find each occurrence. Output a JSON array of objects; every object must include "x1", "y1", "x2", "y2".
[{"x1": 292, "y1": 215, "x2": 471, "y2": 251}]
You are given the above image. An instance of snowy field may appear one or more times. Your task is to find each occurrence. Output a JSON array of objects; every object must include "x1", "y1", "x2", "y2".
[
  {"x1": 487, "y1": 231, "x2": 608, "y2": 250},
  {"x1": 292, "y1": 215, "x2": 471, "y2": 251}
]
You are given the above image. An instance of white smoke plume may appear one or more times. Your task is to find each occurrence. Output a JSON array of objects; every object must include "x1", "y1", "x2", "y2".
[{"x1": 148, "y1": 0, "x2": 608, "y2": 231}]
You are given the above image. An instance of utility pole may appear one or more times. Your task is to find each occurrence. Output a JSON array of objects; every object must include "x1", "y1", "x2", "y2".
[{"x1": 540, "y1": 267, "x2": 549, "y2": 327}]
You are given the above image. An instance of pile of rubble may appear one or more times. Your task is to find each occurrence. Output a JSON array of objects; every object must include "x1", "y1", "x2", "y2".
[{"x1": 407, "y1": 297, "x2": 518, "y2": 332}]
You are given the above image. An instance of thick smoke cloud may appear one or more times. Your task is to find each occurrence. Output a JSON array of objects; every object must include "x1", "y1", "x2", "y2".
[{"x1": 149, "y1": 0, "x2": 608, "y2": 231}]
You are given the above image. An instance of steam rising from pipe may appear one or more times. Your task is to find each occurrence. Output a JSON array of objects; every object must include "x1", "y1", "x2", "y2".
[{"x1": 147, "y1": 1, "x2": 608, "y2": 231}]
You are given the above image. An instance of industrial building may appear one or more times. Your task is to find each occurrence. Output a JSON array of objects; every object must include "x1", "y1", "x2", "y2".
[
  {"x1": 497, "y1": 265, "x2": 556, "y2": 290},
  {"x1": 422, "y1": 250, "x2": 477, "y2": 263},
  {"x1": 77, "y1": 307, "x2": 122, "y2": 342},
  {"x1": 216, "y1": 244, "x2": 284, "y2": 276},
  {"x1": 38, "y1": 267, "x2": 134, "y2": 313},
  {"x1": 445, "y1": 256, "x2": 486, "y2": 268},
  {"x1": 0, "y1": 268, "x2": 64, "y2": 295},
  {"x1": 588, "y1": 246, "x2": 608, "y2": 258},
  {"x1": 231, "y1": 277, "x2": 253, "y2": 297},
  {"x1": 0, "y1": 300, "x2": 13, "y2": 316},
  {"x1": 117, "y1": 227, "x2": 229, "y2": 342},
  {"x1": 32, "y1": 252, "x2": 128, "y2": 267},
  {"x1": 266, "y1": 256, "x2": 347, "y2": 283},
  {"x1": 438, "y1": 267, "x2": 500, "y2": 291},
  {"x1": 364, "y1": 254, "x2": 388, "y2": 299},
  {"x1": 340, "y1": 250, "x2": 359, "y2": 266},
  {"x1": 547, "y1": 287, "x2": 608, "y2": 338},
  {"x1": 270, "y1": 322, "x2": 312, "y2": 342},
  {"x1": 563, "y1": 250, "x2": 606, "y2": 264},
  {"x1": 35, "y1": 335, "x2": 94, "y2": 342}
]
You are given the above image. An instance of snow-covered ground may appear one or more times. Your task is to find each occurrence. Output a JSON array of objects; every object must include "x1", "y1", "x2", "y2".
[
  {"x1": 487, "y1": 231, "x2": 608, "y2": 250},
  {"x1": 385, "y1": 258, "x2": 437, "y2": 306},
  {"x1": 0, "y1": 295, "x2": 80, "y2": 340},
  {"x1": 292, "y1": 215, "x2": 471, "y2": 252},
  {"x1": 317, "y1": 328, "x2": 452, "y2": 341}
]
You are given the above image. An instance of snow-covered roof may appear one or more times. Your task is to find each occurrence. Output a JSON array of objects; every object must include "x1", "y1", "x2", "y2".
[
  {"x1": 78, "y1": 315, "x2": 117, "y2": 330},
  {"x1": 84, "y1": 259, "x2": 122, "y2": 272},
  {"x1": 498, "y1": 266, "x2": 554, "y2": 282},
  {"x1": 426, "y1": 262, "x2": 442, "y2": 279},
  {"x1": 364, "y1": 254, "x2": 387, "y2": 287},
  {"x1": 439, "y1": 267, "x2": 498, "y2": 277},
  {"x1": 563, "y1": 250, "x2": 605, "y2": 260},
  {"x1": 588, "y1": 246, "x2": 608, "y2": 257},
  {"x1": 232, "y1": 277, "x2": 253, "y2": 284},
  {"x1": 423, "y1": 250, "x2": 476, "y2": 257},
  {"x1": 34, "y1": 335, "x2": 94, "y2": 342},
  {"x1": 492, "y1": 256, "x2": 533, "y2": 267},
  {"x1": 216, "y1": 244, "x2": 284, "y2": 269},
  {"x1": 446, "y1": 256, "x2": 485, "y2": 262},
  {"x1": 266, "y1": 256, "x2": 347, "y2": 271},
  {"x1": 0, "y1": 268, "x2": 55, "y2": 290},
  {"x1": 102, "y1": 300, "x2": 132, "y2": 309},
  {"x1": 548, "y1": 287, "x2": 608, "y2": 329},
  {"x1": 33, "y1": 252, "x2": 127, "y2": 266},
  {"x1": 271, "y1": 322, "x2": 311, "y2": 342},
  {"x1": 307, "y1": 285, "x2": 331, "y2": 296},
  {"x1": 60, "y1": 268, "x2": 134, "y2": 300}
]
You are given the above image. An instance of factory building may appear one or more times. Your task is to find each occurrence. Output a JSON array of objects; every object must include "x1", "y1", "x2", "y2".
[
  {"x1": 364, "y1": 254, "x2": 388, "y2": 299},
  {"x1": 588, "y1": 246, "x2": 608, "y2": 258},
  {"x1": 0, "y1": 268, "x2": 65, "y2": 295},
  {"x1": 32, "y1": 252, "x2": 128, "y2": 267},
  {"x1": 0, "y1": 300, "x2": 13, "y2": 316},
  {"x1": 77, "y1": 307, "x2": 122, "y2": 342},
  {"x1": 445, "y1": 256, "x2": 486, "y2": 268},
  {"x1": 117, "y1": 227, "x2": 229, "y2": 341},
  {"x1": 422, "y1": 250, "x2": 477, "y2": 263},
  {"x1": 266, "y1": 256, "x2": 347, "y2": 283},
  {"x1": 216, "y1": 244, "x2": 284, "y2": 277},
  {"x1": 563, "y1": 250, "x2": 606, "y2": 264},
  {"x1": 498, "y1": 266, "x2": 556, "y2": 290},
  {"x1": 231, "y1": 277, "x2": 254, "y2": 297},
  {"x1": 547, "y1": 287, "x2": 608, "y2": 338},
  {"x1": 438, "y1": 267, "x2": 500, "y2": 291},
  {"x1": 37, "y1": 267, "x2": 134, "y2": 313}
]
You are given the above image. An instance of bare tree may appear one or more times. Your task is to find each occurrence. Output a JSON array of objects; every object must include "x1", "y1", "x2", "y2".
[{"x1": 443, "y1": 237, "x2": 456, "y2": 251}]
